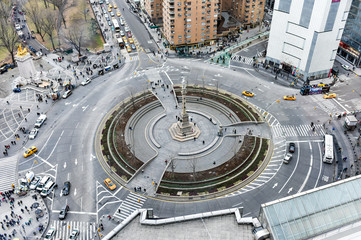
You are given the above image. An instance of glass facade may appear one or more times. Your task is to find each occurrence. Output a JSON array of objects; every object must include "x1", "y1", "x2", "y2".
[
  {"x1": 260, "y1": 175, "x2": 361, "y2": 240},
  {"x1": 339, "y1": 0, "x2": 361, "y2": 67}
]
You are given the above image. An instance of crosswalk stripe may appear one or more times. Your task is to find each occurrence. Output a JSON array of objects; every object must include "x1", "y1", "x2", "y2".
[{"x1": 51, "y1": 220, "x2": 95, "y2": 240}]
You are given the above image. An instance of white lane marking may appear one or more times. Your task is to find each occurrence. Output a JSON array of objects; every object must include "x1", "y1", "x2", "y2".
[
  {"x1": 314, "y1": 142, "x2": 323, "y2": 188},
  {"x1": 82, "y1": 105, "x2": 89, "y2": 111},
  {"x1": 278, "y1": 142, "x2": 301, "y2": 194},
  {"x1": 298, "y1": 142, "x2": 313, "y2": 193},
  {"x1": 64, "y1": 162, "x2": 67, "y2": 169},
  {"x1": 75, "y1": 158, "x2": 78, "y2": 165}
]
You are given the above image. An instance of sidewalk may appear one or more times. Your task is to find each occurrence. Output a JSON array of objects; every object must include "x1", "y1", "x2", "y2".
[{"x1": 0, "y1": 190, "x2": 49, "y2": 239}]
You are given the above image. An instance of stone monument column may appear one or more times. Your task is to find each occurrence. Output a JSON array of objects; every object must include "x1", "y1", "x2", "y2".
[
  {"x1": 169, "y1": 79, "x2": 201, "y2": 142},
  {"x1": 14, "y1": 44, "x2": 41, "y2": 85}
]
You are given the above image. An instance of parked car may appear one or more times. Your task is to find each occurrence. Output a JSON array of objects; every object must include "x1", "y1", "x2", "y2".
[
  {"x1": 62, "y1": 90, "x2": 72, "y2": 99},
  {"x1": 29, "y1": 176, "x2": 41, "y2": 190},
  {"x1": 341, "y1": 64, "x2": 350, "y2": 71},
  {"x1": 59, "y1": 205, "x2": 70, "y2": 220},
  {"x1": 29, "y1": 128, "x2": 39, "y2": 140},
  {"x1": 13, "y1": 87, "x2": 21, "y2": 93},
  {"x1": 288, "y1": 142, "x2": 295, "y2": 153},
  {"x1": 81, "y1": 78, "x2": 91, "y2": 86},
  {"x1": 62, "y1": 181, "x2": 71, "y2": 196},
  {"x1": 35, "y1": 114, "x2": 47, "y2": 128}
]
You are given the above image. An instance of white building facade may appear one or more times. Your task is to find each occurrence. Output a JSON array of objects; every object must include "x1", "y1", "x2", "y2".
[{"x1": 266, "y1": 0, "x2": 352, "y2": 81}]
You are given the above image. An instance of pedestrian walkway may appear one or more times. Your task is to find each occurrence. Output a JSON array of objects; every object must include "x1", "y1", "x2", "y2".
[
  {"x1": 272, "y1": 124, "x2": 325, "y2": 138},
  {"x1": 230, "y1": 51, "x2": 264, "y2": 65},
  {"x1": 0, "y1": 191, "x2": 49, "y2": 240},
  {"x1": 0, "y1": 156, "x2": 18, "y2": 192},
  {"x1": 112, "y1": 192, "x2": 147, "y2": 221},
  {"x1": 50, "y1": 220, "x2": 96, "y2": 240}
]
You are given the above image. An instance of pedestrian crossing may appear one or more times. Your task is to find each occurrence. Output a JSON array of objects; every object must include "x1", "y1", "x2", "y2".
[
  {"x1": 0, "y1": 156, "x2": 18, "y2": 192},
  {"x1": 125, "y1": 55, "x2": 139, "y2": 62},
  {"x1": 230, "y1": 51, "x2": 264, "y2": 65},
  {"x1": 51, "y1": 220, "x2": 96, "y2": 240},
  {"x1": 272, "y1": 124, "x2": 325, "y2": 137},
  {"x1": 113, "y1": 192, "x2": 147, "y2": 221}
]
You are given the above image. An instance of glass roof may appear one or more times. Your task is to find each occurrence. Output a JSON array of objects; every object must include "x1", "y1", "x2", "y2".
[{"x1": 262, "y1": 176, "x2": 361, "y2": 240}]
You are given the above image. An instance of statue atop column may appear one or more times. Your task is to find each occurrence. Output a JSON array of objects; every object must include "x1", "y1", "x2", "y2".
[{"x1": 169, "y1": 79, "x2": 201, "y2": 142}]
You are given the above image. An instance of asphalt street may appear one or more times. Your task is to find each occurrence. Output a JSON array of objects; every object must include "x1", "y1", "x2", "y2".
[{"x1": 1, "y1": 1, "x2": 361, "y2": 239}]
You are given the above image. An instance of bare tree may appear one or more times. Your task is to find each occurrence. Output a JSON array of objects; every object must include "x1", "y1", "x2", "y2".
[
  {"x1": 49, "y1": 0, "x2": 68, "y2": 28},
  {"x1": 42, "y1": 11, "x2": 58, "y2": 50},
  {"x1": 189, "y1": 158, "x2": 198, "y2": 181},
  {"x1": 79, "y1": 0, "x2": 89, "y2": 22},
  {"x1": 66, "y1": 20, "x2": 87, "y2": 56},
  {"x1": 23, "y1": 0, "x2": 46, "y2": 42},
  {"x1": 0, "y1": 2, "x2": 19, "y2": 64}
]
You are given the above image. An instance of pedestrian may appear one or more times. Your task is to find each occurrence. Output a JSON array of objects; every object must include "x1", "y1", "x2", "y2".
[
  {"x1": 20, "y1": 106, "x2": 22, "y2": 109},
  {"x1": 18, "y1": 113, "x2": 21, "y2": 118},
  {"x1": 134, "y1": 187, "x2": 137, "y2": 192},
  {"x1": 25, "y1": 118, "x2": 27, "y2": 122},
  {"x1": 108, "y1": 215, "x2": 111, "y2": 220},
  {"x1": 6, "y1": 101, "x2": 9, "y2": 104},
  {"x1": 165, "y1": 160, "x2": 168, "y2": 164}
]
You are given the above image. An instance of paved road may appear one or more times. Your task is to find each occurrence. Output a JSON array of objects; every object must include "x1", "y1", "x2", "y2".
[{"x1": 1, "y1": 3, "x2": 361, "y2": 239}]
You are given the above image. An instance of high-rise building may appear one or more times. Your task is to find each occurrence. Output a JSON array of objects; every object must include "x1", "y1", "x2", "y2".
[
  {"x1": 226, "y1": 0, "x2": 265, "y2": 27},
  {"x1": 266, "y1": 0, "x2": 352, "y2": 81},
  {"x1": 144, "y1": 0, "x2": 163, "y2": 24},
  {"x1": 162, "y1": 0, "x2": 221, "y2": 49},
  {"x1": 338, "y1": 0, "x2": 361, "y2": 67}
]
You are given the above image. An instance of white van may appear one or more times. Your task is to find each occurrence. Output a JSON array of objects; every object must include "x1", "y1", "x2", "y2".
[
  {"x1": 62, "y1": 90, "x2": 72, "y2": 99},
  {"x1": 36, "y1": 176, "x2": 50, "y2": 192},
  {"x1": 41, "y1": 180, "x2": 56, "y2": 197},
  {"x1": 19, "y1": 171, "x2": 35, "y2": 187},
  {"x1": 35, "y1": 114, "x2": 47, "y2": 128}
]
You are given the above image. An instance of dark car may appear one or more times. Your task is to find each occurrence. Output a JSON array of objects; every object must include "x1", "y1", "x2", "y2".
[
  {"x1": 127, "y1": 32, "x2": 132, "y2": 38},
  {"x1": 0, "y1": 66, "x2": 8, "y2": 74},
  {"x1": 59, "y1": 205, "x2": 69, "y2": 220},
  {"x1": 13, "y1": 88, "x2": 21, "y2": 93},
  {"x1": 289, "y1": 142, "x2": 295, "y2": 153},
  {"x1": 62, "y1": 181, "x2": 71, "y2": 196}
]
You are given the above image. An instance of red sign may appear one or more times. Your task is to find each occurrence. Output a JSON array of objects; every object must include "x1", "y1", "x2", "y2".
[{"x1": 332, "y1": 0, "x2": 340, "y2": 2}]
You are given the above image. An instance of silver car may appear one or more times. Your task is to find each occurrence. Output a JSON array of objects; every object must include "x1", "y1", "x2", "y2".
[
  {"x1": 69, "y1": 229, "x2": 80, "y2": 239},
  {"x1": 45, "y1": 228, "x2": 56, "y2": 239},
  {"x1": 29, "y1": 128, "x2": 39, "y2": 140},
  {"x1": 29, "y1": 176, "x2": 41, "y2": 190},
  {"x1": 283, "y1": 153, "x2": 292, "y2": 164}
]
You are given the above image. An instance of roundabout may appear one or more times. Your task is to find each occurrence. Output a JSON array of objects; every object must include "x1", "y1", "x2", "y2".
[{"x1": 97, "y1": 79, "x2": 274, "y2": 201}]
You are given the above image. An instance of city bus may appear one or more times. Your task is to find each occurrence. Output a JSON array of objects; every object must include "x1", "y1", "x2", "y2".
[
  {"x1": 112, "y1": 19, "x2": 120, "y2": 32},
  {"x1": 323, "y1": 134, "x2": 334, "y2": 163}
]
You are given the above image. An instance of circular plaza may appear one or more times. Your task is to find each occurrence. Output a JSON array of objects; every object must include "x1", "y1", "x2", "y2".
[{"x1": 97, "y1": 82, "x2": 273, "y2": 201}]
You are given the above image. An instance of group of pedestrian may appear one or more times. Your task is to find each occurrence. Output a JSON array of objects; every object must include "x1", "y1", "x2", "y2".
[
  {"x1": 0, "y1": 190, "x2": 42, "y2": 239},
  {"x1": 134, "y1": 187, "x2": 146, "y2": 192}
]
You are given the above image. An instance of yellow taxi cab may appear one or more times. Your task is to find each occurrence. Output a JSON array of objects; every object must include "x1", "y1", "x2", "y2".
[
  {"x1": 283, "y1": 95, "x2": 296, "y2": 101},
  {"x1": 129, "y1": 38, "x2": 134, "y2": 44},
  {"x1": 122, "y1": 36, "x2": 127, "y2": 43},
  {"x1": 127, "y1": 45, "x2": 132, "y2": 52},
  {"x1": 23, "y1": 146, "x2": 37, "y2": 158},
  {"x1": 113, "y1": 4, "x2": 117, "y2": 9},
  {"x1": 323, "y1": 93, "x2": 336, "y2": 99},
  {"x1": 116, "y1": 11, "x2": 121, "y2": 17},
  {"x1": 108, "y1": 7, "x2": 112, "y2": 12},
  {"x1": 242, "y1": 91, "x2": 254, "y2": 97},
  {"x1": 108, "y1": 4, "x2": 112, "y2": 8},
  {"x1": 104, "y1": 178, "x2": 116, "y2": 190}
]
